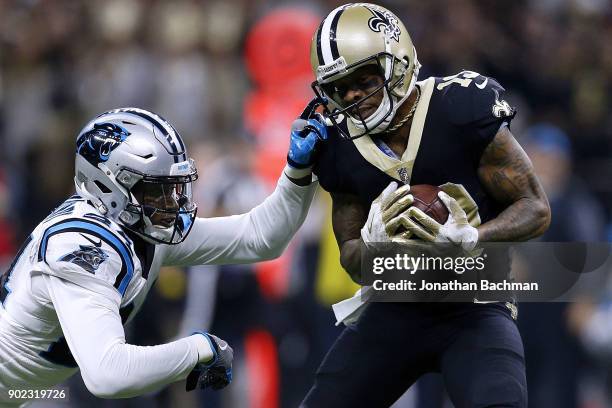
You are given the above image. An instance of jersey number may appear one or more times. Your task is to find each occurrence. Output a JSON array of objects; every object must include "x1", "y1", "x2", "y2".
[{"x1": 437, "y1": 71, "x2": 483, "y2": 90}]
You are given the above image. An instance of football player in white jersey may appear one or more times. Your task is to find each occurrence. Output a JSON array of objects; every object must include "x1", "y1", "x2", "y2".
[{"x1": 0, "y1": 106, "x2": 327, "y2": 405}]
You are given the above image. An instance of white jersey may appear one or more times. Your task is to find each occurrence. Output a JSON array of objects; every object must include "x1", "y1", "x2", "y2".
[{"x1": 0, "y1": 169, "x2": 316, "y2": 405}]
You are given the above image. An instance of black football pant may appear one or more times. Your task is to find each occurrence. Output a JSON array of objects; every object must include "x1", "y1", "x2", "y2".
[{"x1": 301, "y1": 302, "x2": 527, "y2": 408}]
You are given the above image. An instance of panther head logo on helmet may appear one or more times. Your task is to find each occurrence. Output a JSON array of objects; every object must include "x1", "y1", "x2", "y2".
[{"x1": 76, "y1": 122, "x2": 131, "y2": 166}]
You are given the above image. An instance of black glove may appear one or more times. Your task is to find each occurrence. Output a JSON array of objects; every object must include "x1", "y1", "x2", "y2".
[{"x1": 186, "y1": 333, "x2": 233, "y2": 392}]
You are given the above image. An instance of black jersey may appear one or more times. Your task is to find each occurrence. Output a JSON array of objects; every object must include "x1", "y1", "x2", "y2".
[{"x1": 313, "y1": 71, "x2": 516, "y2": 224}]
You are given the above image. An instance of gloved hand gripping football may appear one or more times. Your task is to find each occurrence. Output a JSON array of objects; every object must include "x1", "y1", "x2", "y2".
[
  {"x1": 385, "y1": 189, "x2": 479, "y2": 251},
  {"x1": 361, "y1": 181, "x2": 414, "y2": 244}
]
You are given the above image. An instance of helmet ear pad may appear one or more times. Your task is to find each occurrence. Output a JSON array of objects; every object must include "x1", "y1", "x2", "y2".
[
  {"x1": 390, "y1": 57, "x2": 410, "y2": 98},
  {"x1": 74, "y1": 156, "x2": 130, "y2": 216}
]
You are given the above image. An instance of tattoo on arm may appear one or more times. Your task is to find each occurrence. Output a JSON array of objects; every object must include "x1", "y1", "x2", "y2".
[
  {"x1": 477, "y1": 126, "x2": 551, "y2": 241},
  {"x1": 331, "y1": 192, "x2": 367, "y2": 283}
]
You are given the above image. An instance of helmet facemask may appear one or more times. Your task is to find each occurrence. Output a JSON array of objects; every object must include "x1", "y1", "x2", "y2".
[
  {"x1": 312, "y1": 51, "x2": 414, "y2": 140},
  {"x1": 118, "y1": 163, "x2": 198, "y2": 245}
]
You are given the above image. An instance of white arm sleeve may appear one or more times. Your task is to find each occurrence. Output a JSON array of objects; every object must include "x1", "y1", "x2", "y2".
[
  {"x1": 163, "y1": 167, "x2": 317, "y2": 266},
  {"x1": 43, "y1": 274, "x2": 211, "y2": 398}
]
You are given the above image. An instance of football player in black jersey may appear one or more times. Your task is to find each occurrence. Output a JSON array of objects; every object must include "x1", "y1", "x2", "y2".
[{"x1": 298, "y1": 3, "x2": 551, "y2": 408}]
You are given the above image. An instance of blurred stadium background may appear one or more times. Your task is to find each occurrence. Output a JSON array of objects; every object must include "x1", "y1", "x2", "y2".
[{"x1": 1, "y1": 0, "x2": 612, "y2": 407}]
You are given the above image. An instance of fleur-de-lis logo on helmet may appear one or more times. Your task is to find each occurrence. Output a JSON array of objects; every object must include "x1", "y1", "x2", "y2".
[{"x1": 366, "y1": 7, "x2": 401, "y2": 43}]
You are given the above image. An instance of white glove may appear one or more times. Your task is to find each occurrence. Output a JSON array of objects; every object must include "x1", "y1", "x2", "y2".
[
  {"x1": 434, "y1": 191, "x2": 479, "y2": 250},
  {"x1": 386, "y1": 191, "x2": 478, "y2": 251},
  {"x1": 361, "y1": 182, "x2": 413, "y2": 244}
]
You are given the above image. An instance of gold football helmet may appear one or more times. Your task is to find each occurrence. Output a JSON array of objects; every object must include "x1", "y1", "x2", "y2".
[{"x1": 310, "y1": 3, "x2": 420, "y2": 139}]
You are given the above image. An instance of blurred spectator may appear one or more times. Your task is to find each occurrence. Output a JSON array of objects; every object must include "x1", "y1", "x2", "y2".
[
  {"x1": 519, "y1": 123, "x2": 606, "y2": 408},
  {"x1": 523, "y1": 123, "x2": 606, "y2": 242},
  {"x1": 0, "y1": 169, "x2": 15, "y2": 270}
]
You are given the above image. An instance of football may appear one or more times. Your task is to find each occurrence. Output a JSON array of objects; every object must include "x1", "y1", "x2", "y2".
[{"x1": 409, "y1": 184, "x2": 449, "y2": 224}]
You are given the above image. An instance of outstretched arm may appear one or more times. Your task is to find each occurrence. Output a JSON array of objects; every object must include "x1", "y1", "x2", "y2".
[
  {"x1": 164, "y1": 97, "x2": 328, "y2": 267},
  {"x1": 477, "y1": 126, "x2": 551, "y2": 241},
  {"x1": 163, "y1": 166, "x2": 317, "y2": 266}
]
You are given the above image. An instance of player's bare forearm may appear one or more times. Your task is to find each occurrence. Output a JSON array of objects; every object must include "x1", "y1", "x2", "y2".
[
  {"x1": 477, "y1": 126, "x2": 551, "y2": 242},
  {"x1": 339, "y1": 238, "x2": 363, "y2": 284},
  {"x1": 331, "y1": 192, "x2": 368, "y2": 284},
  {"x1": 478, "y1": 196, "x2": 548, "y2": 241}
]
